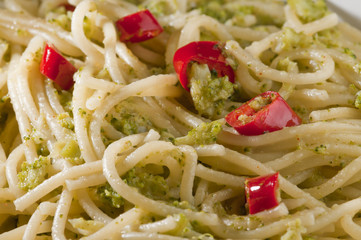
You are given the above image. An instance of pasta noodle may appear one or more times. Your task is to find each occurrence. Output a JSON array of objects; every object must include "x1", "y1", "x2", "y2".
[{"x1": 1, "y1": 0, "x2": 361, "y2": 239}]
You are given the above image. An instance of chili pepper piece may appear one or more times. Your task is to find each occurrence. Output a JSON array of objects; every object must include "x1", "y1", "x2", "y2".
[
  {"x1": 245, "y1": 172, "x2": 280, "y2": 214},
  {"x1": 115, "y1": 9, "x2": 163, "y2": 43},
  {"x1": 225, "y1": 91, "x2": 301, "y2": 136},
  {"x1": 40, "y1": 44, "x2": 77, "y2": 91},
  {"x1": 60, "y1": 3, "x2": 75, "y2": 12},
  {"x1": 173, "y1": 41, "x2": 235, "y2": 91}
]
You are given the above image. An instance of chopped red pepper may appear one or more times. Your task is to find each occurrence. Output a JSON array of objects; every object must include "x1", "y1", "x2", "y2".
[
  {"x1": 59, "y1": 3, "x2": 75, "y2": 12},
  {"x1": 225, "y1": 91, "x2": 301, "y2": 136},
  {"x1": 115, "y1": 9, "x2": 163, "y2": 43},
  {"x1": 173, "y1": 41, "x2": 235, "y2": 91},
  {"x1": 245, "y1": 172, "x2": 280, "y2": 214},
  {"x1": 40, "y1": 44, "x2": 77, "y2": 91}
]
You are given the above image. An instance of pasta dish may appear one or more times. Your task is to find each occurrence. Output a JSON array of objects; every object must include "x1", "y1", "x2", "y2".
[{"x1": 1, "y1": 0, "x2": 361, "y2": 239}]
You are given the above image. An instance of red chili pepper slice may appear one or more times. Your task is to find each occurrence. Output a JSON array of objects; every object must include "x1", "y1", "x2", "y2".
[
  {"x1": 59, "y1": 3, "x2": 75, "y2": 12},
  {"x1": 115, "y1": 9, "x2": 163, "y2": 43},
  {"x1": 245, "y1": 172, "x2": 280, "y2": 214},
  {"x1": 225, "y1": 91, "x2": 301, "y2": 136},
  {"x1": 40, "y1": 44, "x2": 77, "y2": 91},
  {"x1": 173, "y1": 41, "x2": 235, "y2": 91}
]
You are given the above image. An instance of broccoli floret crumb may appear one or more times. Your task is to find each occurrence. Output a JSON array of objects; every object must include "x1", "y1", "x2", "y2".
[
  {"x1": 18, "y1": 157, "x2": 50, "y2": 191},
  {"x1": 275, "y1": 27, "x2": 312, "y2": 52},
  {"x1": 124, "y1": 168, "x2": 170, "y2": 201},
  {"x1": 174, "y1": 120, "x2": 223, "y2": 146},
  {"x1": 60, "y1": 139, "x2": 81, "y2": 158},
  {"x1": 287, "y1": 0, "x2": 328, "y2": 23},
  {"x1": 97, "y1": 167, "x2": 170, "y2": 208},
  {"x1": 108, "y1": 101, "x2": 153, "y2": 136},
  {"x1": 144, "y1": 0, "x2": 177, "y2": 17},
  {"x1": 189, "y1": 63, "x2": 234, "y2": 119},
  {"x1": 97, "y1": 183, "x2": 125, "y2": 208}
]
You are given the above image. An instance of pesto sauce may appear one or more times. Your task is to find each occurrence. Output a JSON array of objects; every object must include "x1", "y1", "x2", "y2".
[
  {"x1": 124, "y1": 167, "x2": 170, "y2": 201},
  {"x1": 276, "y1": 27, "x2": 312, "y2": 52},
  {"x1": 144, "y1": 0, "x2": 177, "y2": 17},
  {"x1": 313, "y1": 28, "x2": 340, "y2": 48},
  {"x1": 17, "y1": 156, "x2": 50, "y2": 191},
  {"x1": 174, "y1": 120, "x2": 223, "y2": 146},
  {"x1": 287, "y1": 0, "x2": 328, "y2": 23},
  {"x1": 110, "y1": 113, "x2": 151, "y2": 136},
  {"x1": 197, "y1": 0, "x2": 253, "y2": 25},
  {"x1": 57, "y1": 113, "x2": 74, "y2": 130},
  {"x1": 108, "y1": 100, "x2": 154, "y2": 136},
  {"x1": 97, "y1": 167, "x2": 171, "y2": 209},
  {"x1": 107, "y1": 99, "x2": 175, "y2": 142},
  {"x1": 189, "y1": 63, "x2": 234, "y2": 119},
  {"x1": 97, "y1": 182, "x2": 125, "y2": 208}
]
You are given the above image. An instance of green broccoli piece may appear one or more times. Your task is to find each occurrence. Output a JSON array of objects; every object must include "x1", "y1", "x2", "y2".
[
  {"x1": 57, "y1": 113, "x2": 74, "y2": 130},
  {"x1": 189, "y1": 63, "x2": 234, "y2": 118},
  {"x1": 109, "y1": 103, "x2": 153, "y2": 136},
  {"x1": 287, "y1": 0, "x2": 328, "y2": 23},
  {"x1": 56, "y1": 139, "x2": 84, "y2": 165},
  {"x1": 192, "y1": 0, "x2": 255, "y2": 26},
  {"x1": 197, "y1": 0, "x2": 229, "y2": 23},
  {"x1": 199, "y1": 0, "x2": 253, "y2": 24},
  {"x1": 277, "y1": 27, "x2": 312, "y2": 51},
  {"x1": 108, "y1": 99, "x2": 174, "y2": 142},
  {"x1": 230, "y1": 6, "x2": 255, "y2": 27},
  {"x1": 60, "y1": 139, "x2": 81, "y2": 158},
  {"x1": 144, "y1": 0, "x2": 177, "y2": 17},
  {"x1": 174, "y1": 120, "x2": 223, "y2": 146},
  {"x1": 97, "y1": 183, "x2": 125, "y2": 208},
  {"x1": 18, "y1": 157, "x2": 50, "y2": 191},
  {"x1": 110, "y1": 114, "x2": 151, "y2": 136},
  {"x1": 97, "y1": 167, "x2": 170, "y2": 208},
  {"x1": 313, "y1": 29, "x2": 340, "y2": 48},
  {"x1": 124, "y1": 168, "x2": 170, "y2": 201}
]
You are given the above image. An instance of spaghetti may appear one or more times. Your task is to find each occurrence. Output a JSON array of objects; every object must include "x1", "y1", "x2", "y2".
[{"x1": 1, "y1": 0, "x2": 361, "y2": 239}]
